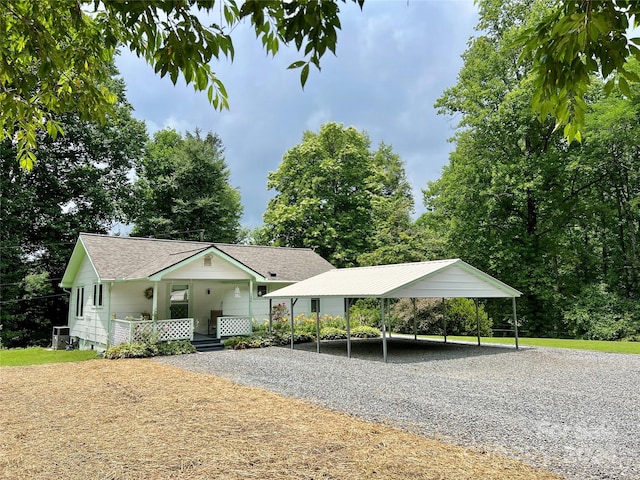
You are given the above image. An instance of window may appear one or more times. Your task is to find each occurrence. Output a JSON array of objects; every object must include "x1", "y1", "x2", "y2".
[
  {"x1": 170, "y1": 284, "x2": 190, "y2": 319},
  {"x1": 93, "y1": 283, "x2": 103, "y2": 307},
  {"x1": 257, "y1": 285, "x2": 267, "y2": 297},
  {"x1": 311, "y1": 298, "x2": 319, "y2": 313},
  {"x1": 75, "y1": 287, "x2": 85, "y2": 317}
]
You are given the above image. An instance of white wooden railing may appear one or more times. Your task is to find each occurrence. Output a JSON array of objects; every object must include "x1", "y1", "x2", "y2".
[
  {"x1": 111, "y1": 318, "x2": 194, "y2": 346},
  {"x1": 216, "y1": 316, "x2": 252, "y2": 337}
]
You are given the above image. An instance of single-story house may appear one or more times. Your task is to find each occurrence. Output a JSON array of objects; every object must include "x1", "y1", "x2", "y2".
[{"x1": 59, "y1": 233, "x2": 338, "y2": 350}]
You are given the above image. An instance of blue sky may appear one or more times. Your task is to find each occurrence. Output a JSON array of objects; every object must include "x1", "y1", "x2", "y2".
[{"x1": 115, "y1": 0, "x2": 479, "y2": 229}]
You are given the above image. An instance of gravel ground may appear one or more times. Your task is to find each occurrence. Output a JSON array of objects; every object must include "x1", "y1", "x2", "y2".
[{"x1": 157, "y1": 338, "x2": 640, "y2": 480}]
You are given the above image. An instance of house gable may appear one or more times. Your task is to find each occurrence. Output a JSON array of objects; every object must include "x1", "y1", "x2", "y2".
[
  {"x1": 149, "y1": 247, "x2": 259, "y2": 281},
  {"x1": 60, "y1": 238, "x2": 99, "y2": 288}
]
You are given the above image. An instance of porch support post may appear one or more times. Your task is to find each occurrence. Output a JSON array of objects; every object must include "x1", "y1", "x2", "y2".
[
  {"x1": 512, "y1": 297, "x2": 519, "y2": 350},
  {"x1": 315, "y1": 300, "x2": 321, "y2": 354},
  {"x1": 345, "y1": 298, "x2": 352, "y2": 359},
  {"x1": 442, "y1": 297, "x2": 447, "y2": 343},
  {"x1": 412, "y1": 298, "x2": 417, "y2": 341},
  {"x1": 248, "y1": 279, "x2": 254, "y2": 324},
  {"x1": 268, "y1": 298, "x2": 273, "y2": 335},
  {"x1": 475, "y1": 298, "x2": 481, "y2": 346},
  {"x1": 381, "y1": 298, "x2": 388, "y2": 363},
  {"x1": 152, "y1": 281, "x2": 159, "y2": 320}
]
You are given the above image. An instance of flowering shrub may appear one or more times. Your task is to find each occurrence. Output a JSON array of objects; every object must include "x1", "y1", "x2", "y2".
[{"x1": 271, "y1": 302, "x2": 289, "y2": 322}]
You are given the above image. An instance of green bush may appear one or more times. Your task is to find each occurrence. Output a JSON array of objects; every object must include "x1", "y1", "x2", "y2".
[
  {"x1": 390, "y1": 298, "x2": 492, "y2": 336},
  {"x1": 104, "y1": 342, "x2": 158, "y2": 359},
  {"x1": 349, "y1": 299, "x2": 381, "y2": 328},
  {"x1": 156, "y1": 340, "x2": 196, "y2": 356},
  {"x1": 277, "y1": 331, "x2": 315, "y2": 345},
  {"x1": 350, "y1": 325, "x2": 380, "y2": 338},
  {"x1": 563, "y1": 284, "x2": 640, "y2": 341},
  {"x1": 320, "y1": 327, "x2": 347, "y2": 340}
]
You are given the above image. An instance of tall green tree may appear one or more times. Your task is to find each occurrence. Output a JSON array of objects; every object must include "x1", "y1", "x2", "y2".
[
  {"x1": 356, "y1": 142, "x2": 447, "y2": 266},
  {"x1": 0, "y1": 73, "x2": 147, "y2": 347},
  {"x1": 263, "y1": 123, "x2": 432, "y2": 267},
  {"x1": 427, "y1": 0, "x2": 640, "y2": 337},
  {"x1": 263, "y1": 123, "x2": 375, "y2": 267},
  {"x1": 129, "y1": 129, "x2": 242, "y2": 243},
  {"x1": 427, "y1": 0, "x2": 583, "y2": 334}
]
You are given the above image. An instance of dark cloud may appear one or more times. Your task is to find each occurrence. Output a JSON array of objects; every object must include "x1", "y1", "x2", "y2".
[{"x1": 116, "y1": 0, "x2": 477, "y2": 228}]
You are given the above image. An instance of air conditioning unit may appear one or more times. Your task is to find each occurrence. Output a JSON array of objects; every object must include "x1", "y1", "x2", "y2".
[{"x1": 51, "y1": 326, "x2": 70, "y2": 350}]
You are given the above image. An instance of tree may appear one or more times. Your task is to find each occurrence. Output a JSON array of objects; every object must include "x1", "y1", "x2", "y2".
[
  {"x1": 129, "y1": 129, "x2": 243, "y2": 243},
  {"x1": 0, "y1": 72, "x2": 147, "y2": 347},
  {"x1": 262, "y1": 123, "x2": 375, "y2": 267},
  {"x1": 428, "y1": 0, "x2": 640, "y2": 337},
  {"x1": 3, "y1": 0, "x2": 638, "y2": 167},
  {"x1": 1, "y1": 0, "x2": 364, "y2": 168},
  {"x1": 515, "y1": 0, "x2": 640, "y2": 142}
]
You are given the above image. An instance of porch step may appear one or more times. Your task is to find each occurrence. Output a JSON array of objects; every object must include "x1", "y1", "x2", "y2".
[{"x1": 191, "y1": 338, "x2": 225, "y2": 353}]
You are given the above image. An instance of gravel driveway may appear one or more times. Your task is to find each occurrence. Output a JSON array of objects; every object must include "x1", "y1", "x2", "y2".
[{"x1": 157, "y1": 338, "x2": 640, "y2": 480}]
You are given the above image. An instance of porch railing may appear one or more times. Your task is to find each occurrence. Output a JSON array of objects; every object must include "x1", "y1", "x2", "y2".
[
  {"x1": 111, "y1": 318, "x2": 194, "y2": 346},
  {"x1": 217, "y1": 316, "x2": 252, "y2": 337}
]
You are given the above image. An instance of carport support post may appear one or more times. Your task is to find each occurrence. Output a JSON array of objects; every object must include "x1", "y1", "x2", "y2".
[
  {"x1": 412, "y1": 298, "x2": 417, "y2": 341},
  {"x1": 290, "y1": 298, "x2": 297, "y2": 350},
  {"x1": 512, "y1": 297, "x2": 519, "y2": 350},
  {"x1": 442, "y1": 297, "x2": 447, "y2": 343},
  {"x1": 381, "y1": 298, "x2": 388, "y2": 363},
  {"x1": 315, "y1": 302, "x2": 321, "y2": 354},
  {"x1": 345, "y1": 298, "x2": 352, "y2": 359},
  {"x1": 475, "y1": 299, "x2": 481, "y2": 346}
]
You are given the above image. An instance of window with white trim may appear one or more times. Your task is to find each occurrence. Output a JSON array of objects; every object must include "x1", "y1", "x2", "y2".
[
  {"x1": 75, "y1": 287, "x2": 85, "y2": 317},
  {"x1": 93, "y1": 283, "x2": 103, "y2": 307}
]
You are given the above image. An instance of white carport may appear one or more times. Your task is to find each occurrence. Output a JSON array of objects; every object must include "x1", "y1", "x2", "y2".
[{"x1": 264, "y1": 259, "x2": 522, "y2": 362}]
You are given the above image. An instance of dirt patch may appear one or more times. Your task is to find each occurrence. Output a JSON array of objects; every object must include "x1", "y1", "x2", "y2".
[{"x1": 0, "y1": 359, "x2": 561, "y2": 479}]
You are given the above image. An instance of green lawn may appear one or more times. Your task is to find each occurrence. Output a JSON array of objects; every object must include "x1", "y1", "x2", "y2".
[
  {"x1": 417, "y1": 334, "x2": 640, "y2": 354},
  {"x1": 0, "y1": 347, "x2": 99, "y2": 367}
]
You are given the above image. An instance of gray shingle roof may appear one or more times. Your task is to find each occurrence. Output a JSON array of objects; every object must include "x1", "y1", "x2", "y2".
[{"x1": 78, "y1": 233, "x2": 334, "y2": 282}]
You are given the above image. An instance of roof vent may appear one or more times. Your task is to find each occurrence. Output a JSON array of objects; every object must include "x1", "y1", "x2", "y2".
[
  {"x1": 268, "y1": 271, "x2": 277, "y2": 278},
  {"x1": 203, "y1": 255, "x2": 212, "y2": 267}
]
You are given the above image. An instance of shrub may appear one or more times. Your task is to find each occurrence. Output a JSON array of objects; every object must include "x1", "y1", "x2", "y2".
[
  {"x1": 563, "y1": 284, "x2": 640, "y2": 341},
  {"x1": 350, "y1": 326, "x2": 380, "y2": 338},
  {"x1": 277, "y1": 331, "x2": 315, "y2": 345},
  {"x1": 156, "y1": 340, "x2": 196, "y2": 356},
  {"x1": 390, "y1": 298, "x2": 492, "y2": 336},
  {"x1": 104, "y1": 342, "x2": 158, "y2": 359},
  {"x1": 320, "y1": 327, "x2": 347, "y2": 340},
  {"x1": 349, "y1": 299, "x2": 381, "y2": 328}
]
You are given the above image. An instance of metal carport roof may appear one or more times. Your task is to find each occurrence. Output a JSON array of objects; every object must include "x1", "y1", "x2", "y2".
[
  {"x1": 264, "y1": 259, "x2": 522, "y2": 299},
  {"x1": 265, "y1": 259, "x2": 522, "y2": 362}
]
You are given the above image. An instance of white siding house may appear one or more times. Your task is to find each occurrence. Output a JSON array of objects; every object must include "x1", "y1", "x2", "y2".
[{"x1": 60, "y1": 234, "x2": 337, "y2": 350}]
